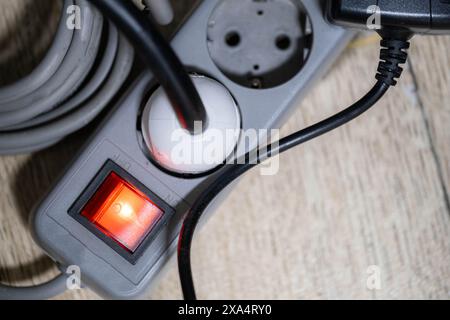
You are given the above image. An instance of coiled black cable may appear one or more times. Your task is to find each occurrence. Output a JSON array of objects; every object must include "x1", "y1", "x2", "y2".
[{"x1": 177, "y1": 36, "x2": 410, "y2": 300}]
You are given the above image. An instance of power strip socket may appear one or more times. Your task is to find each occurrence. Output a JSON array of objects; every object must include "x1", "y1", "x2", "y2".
[{"x1": 207, "y1": 0, "x2": 312, "y2": 89}]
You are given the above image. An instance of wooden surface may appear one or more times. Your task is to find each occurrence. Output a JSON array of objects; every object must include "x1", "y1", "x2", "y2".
[{"x1": 0, "y1": 0, "x2": 449, "y2": 300}]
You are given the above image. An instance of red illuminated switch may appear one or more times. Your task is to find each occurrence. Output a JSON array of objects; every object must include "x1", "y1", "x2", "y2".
[{"x1": 81, "y1": 172, "x2": 164, "y2": 253}]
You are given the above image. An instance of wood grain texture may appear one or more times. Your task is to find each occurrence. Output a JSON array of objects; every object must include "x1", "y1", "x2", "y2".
[{"x1": 0, "y1": 1, "x2": 449, "y2": 300}]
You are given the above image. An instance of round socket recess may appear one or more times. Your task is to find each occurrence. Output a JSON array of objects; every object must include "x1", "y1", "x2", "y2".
[
  {"x1": 207, "y1": 0, "x2": 312, "y2": 89},
  {"x1": 141, "y1": 75, "x2": 241, "y2": 176}
]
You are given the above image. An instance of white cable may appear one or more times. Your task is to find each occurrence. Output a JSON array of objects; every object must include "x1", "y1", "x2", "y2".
[{"x1": 143, "y1": 0, "x2": 174, "y2": 25}]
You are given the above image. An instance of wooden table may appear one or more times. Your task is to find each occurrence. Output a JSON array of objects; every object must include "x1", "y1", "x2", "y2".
[{"x1": 0, "y1": 0, "x2": 449, "y2": 300}]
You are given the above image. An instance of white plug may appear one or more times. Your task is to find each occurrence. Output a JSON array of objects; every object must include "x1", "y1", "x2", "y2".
[{"x1": 141, "y1": 75, "x2": 241, "y2": 176}]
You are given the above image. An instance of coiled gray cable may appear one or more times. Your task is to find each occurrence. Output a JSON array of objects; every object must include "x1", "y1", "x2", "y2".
[
  {"x1": 0, "y1": 0, "x2": 134, "y2": 155},
  {"x1": 0, "y1": 2, "x2": 74, "y2": 103},
  {"x1": 0, "y1": 274, "x2": 68, "y2": 301}
]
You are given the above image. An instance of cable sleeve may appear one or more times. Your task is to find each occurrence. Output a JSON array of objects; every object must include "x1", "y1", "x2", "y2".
[{"x1": 376, "y1": 38, "x2": 410, "y2": 86}]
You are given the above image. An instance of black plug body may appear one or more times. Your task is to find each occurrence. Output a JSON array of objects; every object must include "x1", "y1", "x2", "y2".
[{"x1": 328, "y1": 0, "x2": 450, "y2": 35}]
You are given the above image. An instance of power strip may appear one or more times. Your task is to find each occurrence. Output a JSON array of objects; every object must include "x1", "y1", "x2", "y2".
[{"x1": 32, "y1": 0, "x2": 352, "y2": 299}]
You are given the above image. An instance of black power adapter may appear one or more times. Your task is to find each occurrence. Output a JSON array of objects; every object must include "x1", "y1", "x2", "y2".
[
  {"x1": 328, "y1": 0, "x2": 450, "y2": 35},
  {"x1": 327, "y1": 0, "x2": 450, "y2": 87}
]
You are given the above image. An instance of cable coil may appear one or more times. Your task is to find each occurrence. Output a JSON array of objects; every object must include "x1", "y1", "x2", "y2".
[{"x1": 0, "y1": 0, "x2": 134, "y2": 155}]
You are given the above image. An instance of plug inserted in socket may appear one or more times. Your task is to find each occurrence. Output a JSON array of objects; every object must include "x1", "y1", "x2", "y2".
[
  {"x1": 207, "y1": 0, "x2": 312, "y2": 89},
  {"x1": 141, "y1": 75, "x2": 241, "y2": 176}
]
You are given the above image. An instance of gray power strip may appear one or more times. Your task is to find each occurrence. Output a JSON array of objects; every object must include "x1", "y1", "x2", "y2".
[{"x1": 32, "y1": 0, "x2": 352, "y2": 299}]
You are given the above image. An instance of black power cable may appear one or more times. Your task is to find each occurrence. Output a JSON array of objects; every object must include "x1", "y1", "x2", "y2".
[
  {"x1": 177, "y1": 36, "x2": 410, "y2": 300},
  {"x1": 88, "y1": 0, "x2": 208, "y2": 134}
]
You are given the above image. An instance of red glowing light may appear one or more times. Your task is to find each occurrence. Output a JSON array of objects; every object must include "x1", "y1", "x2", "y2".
[{"x1": 81, "y1": 172, "x2": 163, "y2": 253}]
